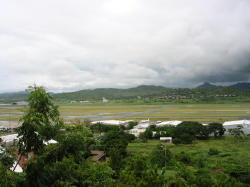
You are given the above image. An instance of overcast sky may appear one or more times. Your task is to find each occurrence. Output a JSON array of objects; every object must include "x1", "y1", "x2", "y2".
[{"x1": 0, "y1": 0, "x2": 250, "y2": 92}]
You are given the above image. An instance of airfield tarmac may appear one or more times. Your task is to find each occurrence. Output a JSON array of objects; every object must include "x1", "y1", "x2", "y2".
[{"x1": 0, "y1": 104, "x2": 250, "y2": 124}]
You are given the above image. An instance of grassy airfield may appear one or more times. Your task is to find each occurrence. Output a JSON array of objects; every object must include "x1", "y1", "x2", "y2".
[{"x1": 0, "y1": 103, "x2": 249, "y2": 123}]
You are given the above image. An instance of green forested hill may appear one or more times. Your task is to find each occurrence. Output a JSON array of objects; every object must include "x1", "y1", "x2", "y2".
[
  {"x1": 0, "y1": 91, "x2": 28, "y2": 103},
  {"x1": 55, "y1": 85, "x2": 170, "y2": 101},
  {"x1": 0, "y1": 85, "x2": 250, "y2": 103}
]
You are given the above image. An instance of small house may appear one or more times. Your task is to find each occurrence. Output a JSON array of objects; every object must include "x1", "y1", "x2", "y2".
[
  {"x1": 129, "y1": 128, "x2": 146, "y2": 137},
  {"x1": 90, "y1": 150, "x2": 108, "y2": 162},
  {"x1": 160, "y1": 137, "x2": 172, "y2": 144}
]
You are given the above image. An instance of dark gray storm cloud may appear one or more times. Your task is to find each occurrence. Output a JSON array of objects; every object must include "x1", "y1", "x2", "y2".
[
  {"x1": 191, "y1": 51, "x2": 250, "y2": 83},
  {"x1": 0, "y1": 0, "x2": 250, "y2": 92}
]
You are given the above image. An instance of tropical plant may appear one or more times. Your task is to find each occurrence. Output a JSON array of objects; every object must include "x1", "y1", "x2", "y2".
[{"x1": 15, "y1": 85, "x2": 63, "y2": 170}]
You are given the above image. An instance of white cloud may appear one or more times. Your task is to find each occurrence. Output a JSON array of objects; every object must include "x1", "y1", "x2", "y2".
[{"x1": 0, "y1": 0, "x2": 250, "y2": 92}]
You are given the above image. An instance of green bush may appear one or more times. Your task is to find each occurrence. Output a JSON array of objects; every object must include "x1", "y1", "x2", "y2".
[
  {"x1": 196, "y1": 158, "x2": 206, "y2": 168},
  {"x1": 219, "y1": 153, "x2": 231, "y2": 157},
  {"x1": 177, "y1": 152, "x2": 192, "y2": 165},
  {"x1": 150, "y1": 144, "x2": 173, "y2": 168},
  {"x1": 208, "y1": 148, "x2": 220, "y2": 155},
  {"x1": 207, "y1": 122, "x2": 225, "y2": 137},
  {"x1": 173, "y1": 121, "x2": 209, "y2": 144}
]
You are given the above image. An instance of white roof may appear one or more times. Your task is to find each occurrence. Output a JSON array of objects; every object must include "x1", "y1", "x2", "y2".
[
  {"x1": 124, "y1": 120, "x2": 134, "y2": 123},
  {"x1": 0, "y1": 134, "x2": 18, "y2": 142},
  {"x1": 223, "y1": 120, "x2": 250, "y2": 126},
  {"x1": 135, "y1": 123, "x2": 150, "y2": 129},
  {"x1": 44, "y1": 139, "x2": 58, "y2": 145},
  {"x1": 10, "y1": 162, "x2": 23, "y2": 173},
  {"x1": 156, "y1": 121, "x2": 182, "y2": 127},
  {"x1": 91, "y1": 120, "x2": 128, "y2": 126},
  {"x1": 129, "y1": 128, "x2": 146, "y2": 133},
  {"x1": 139, "y1": 120, "x2": 150, "y2": 123},
  {"x1": 0, "y1": 146, "x2": 5, "y2": 154},
  {"x1": 134, "y1": 120, "x2": 151, "y2": 129},
  {"x1": 160, "y1": 137, "x2": 172, "y2": 140}
]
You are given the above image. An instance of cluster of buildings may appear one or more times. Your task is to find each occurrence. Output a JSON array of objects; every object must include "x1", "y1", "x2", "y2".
[
  {"x1": 91, "y1": 119, "x2": 250, "y2": 137},
  {"x1": 70, "y1": 97, "x2": 109, "y2": 104},
  {"x1": 157, "y1": 94, "x2": 236, "y2": 100}
]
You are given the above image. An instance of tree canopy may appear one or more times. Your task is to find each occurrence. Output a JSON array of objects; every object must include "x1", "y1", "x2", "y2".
[{"x1": 17, "y1": 85, "x2": 63, "y2": 154}]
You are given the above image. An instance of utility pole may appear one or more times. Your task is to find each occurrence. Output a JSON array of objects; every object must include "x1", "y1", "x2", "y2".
[{"x1": 164, "y1": 144, "x2": 166, "y2": 168}]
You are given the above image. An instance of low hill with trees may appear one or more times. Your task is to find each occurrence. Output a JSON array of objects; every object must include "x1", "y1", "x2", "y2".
[{"x1": 1, "y1": 84, "x2": 250, "y2": 103}]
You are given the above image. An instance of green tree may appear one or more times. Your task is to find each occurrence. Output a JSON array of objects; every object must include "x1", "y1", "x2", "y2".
[
  {"x1": 215, "y1": 173, "x2": 243, "y2": 187},
  {"x1": 150, "y1": 144, "x2": 172, "y2": 168},
  {"x1": 126, "y1": 121, "x2": 138, "y2": 130},
  {"x1": 100, "y1": 130, "x2": 129, "y2": 156},
  {"x1": 99, "y1": 130, "x2": 130, "y2": 174},
  {"x1": 24, "y1": 132, "x2": 94, "y2": 186},
  {"x1": 139, "y1": 128, "x2": 153, "y2": 141},
  {"x1": 120, "y1": 154, "x2": 168, "y2": 186},
  {"x1": 90, "y1": 123, "x2": 120, "y2": 132},
  {"x1": 228, "y1": 125, "x2": 245, "y2": 140},
  {"x1": 25, "y1": 157, "x2": 85, "y2": 187},
  {"x1": 0, "y1": 149, "x2": 15, "y2": 169},
  {"x1": 108, "y1": 147, "x2": 124, "y2": 175},
  {"x1": 84, "y1": 162, "x2": 114, "y2": 186},
  {"x1": 208, "y1": 123, "x2": 225, "y2": 137},
  {"x1": 15, "y1": 85, "x2": 63, "y2": 170},
  {"x1": 156, "y1": 126, "x2": 176, "y2": 137},
  {"x1": 173, "y1": 121, "x2": 209, "y2": 144},
  {"x1": 0, "y1": 163, "x2": 25, "y2": 187}
]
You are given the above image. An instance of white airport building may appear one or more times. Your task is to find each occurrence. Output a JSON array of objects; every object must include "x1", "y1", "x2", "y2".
[
  {"x1": 223, "y1": 120, "x2": 250, "y2": 134},
  {"x1": 128, "y1": 120, "x2": 152, "y2": 137},
  {"x1": 156, "y1": 120, "x2": 182, "y2": 127},
  {"x1": 91, "y1": 120, "x2": 132, "y2": 126},
  {"x1": 0, "y1": 134, "x2": 19, "y2": 147}
]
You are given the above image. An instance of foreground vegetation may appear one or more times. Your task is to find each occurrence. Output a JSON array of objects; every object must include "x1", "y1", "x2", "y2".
[
  {"x1": 128, "y1": 137, "x2": 250, "y2": 183},
  {"x1": 0, "y1": 86, "x2": 249, "y2": 186}
]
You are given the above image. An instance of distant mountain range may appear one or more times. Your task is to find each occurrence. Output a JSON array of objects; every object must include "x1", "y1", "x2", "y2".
[
  {"x1": 197, "y1": 82, "x2": 250, "y2": 89},
  {"x1": 0, "y1": 83, "x2": 250, "y2": 103},
  {"x1": 230, "y1": 82, "x2": 250, "y2": 89},
  {"x1": 0, "y1": 91, "x2": 29, "y2": 103}
]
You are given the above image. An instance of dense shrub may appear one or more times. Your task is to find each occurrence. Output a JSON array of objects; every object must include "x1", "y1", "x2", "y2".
[
  {"x1": 150, "y1": 144, "x2": 173, "y2": 168},
  {"x1": 90, "y1": 123, "x2": 120, "y2": 132},
  {"x1": 120, "y1": 155, "x2": 168, "y2": 186},
  {"x1": 139, "y1": 128, "x2": 153, "y2": 140},
  {"x1": 177, "y1": 152, "x2": 192, "y2": 165},
  {"x1": 156, "y1": 126, "x2": 176, "y2": 137},
  {"x1": 228, "y1": 125, "x2": 245, "y2": 140},
  {"x1": 173, "y1": 133, "x2": 195, "y2": 144},
  {"x1": 173, "y1": 121, "x2": 209, "y2": 144},
  {"x1": 126, "y1": 121, "x2": 138, "y2": 130},
  {"x1": 208, "y1": 123, "x2": 225, "y2": 137},
  {"x1": 100, "y1": 130, "x2": 130, "y2": 156},
  {"x1": 208, "y1": 148, "x2": 220, "y2": 155}
]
